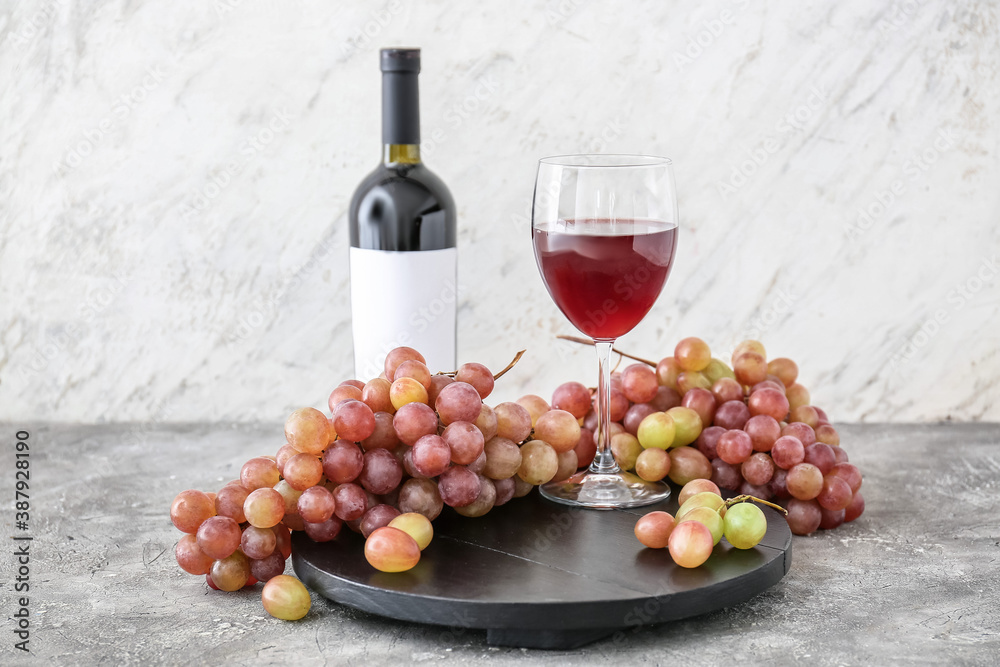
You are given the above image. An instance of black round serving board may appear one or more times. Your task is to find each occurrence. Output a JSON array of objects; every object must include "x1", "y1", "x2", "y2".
[{"x1": 293, "y1": 489, "x2": 791, "y2": 650}]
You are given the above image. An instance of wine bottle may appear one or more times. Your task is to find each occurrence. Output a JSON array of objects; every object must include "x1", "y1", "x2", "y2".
[{"x1": 349, "y1": 48, "x2": 457, "y2": 380}]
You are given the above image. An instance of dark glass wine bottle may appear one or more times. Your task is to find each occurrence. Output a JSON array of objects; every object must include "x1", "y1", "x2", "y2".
[{"x1": 349, "y1": 48, "x2": 457, "y2": 380}]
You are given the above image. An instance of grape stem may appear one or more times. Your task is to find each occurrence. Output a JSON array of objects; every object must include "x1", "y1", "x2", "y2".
[
  {"x1": 556, "y1": 335, "x2": 657, "y2": 367},
  {"x1": 436, "y1": 350, "x2": 526, "y2": 380},
  {"x1": 723, "y1": 494, "x2": 788, "y2": 515}
]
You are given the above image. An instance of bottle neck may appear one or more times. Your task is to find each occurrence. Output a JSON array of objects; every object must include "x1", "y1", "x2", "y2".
[
  {"x1": 383, "y1": 144, "x2": 421, "y2": 165},
  {"x1": 382, "y1": 70, "x2": 420, "y2": 149}
]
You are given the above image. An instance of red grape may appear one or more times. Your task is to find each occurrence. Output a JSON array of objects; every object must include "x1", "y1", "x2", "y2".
[
  {"x1": 410, "y1": 434, "x2": 452, "y2": 478},
  {"x1": 196, "y1": 516, "x2": 241, "y2": 560},
  {"x1": 741, "y1": 452, "x2": 776, "y2": 486},
  {"x1": 828, "y1": 462, "x2": 862, "y2": 494},
  {"x1": 397, "y1": 478, "x2": 443, "y2": 520},
  {"x1": 392, "y1": 402, "x2": 438, "y2": 446},
  {"x1": 804, "y1": 443, "x2": 836, "y2": 475},
  {"x1": 297, "y1": 486, "x2": 336, "y2": 524},
  {"x1": 785, "y1": 498, "x2": 822, "y2": 535},
  {"x1": 362, "y1": 378, "x2": 394, "y2": 414},
  {"x1": 747, "y1": 387, "x2": 789, "y2": 422},
  {"x1": 322, "y1": 440, "x2": 364, "y2": 484},
  {"x1": 552, "y1": 381, "x2": 592, "y2": 419},
  {"x1": 681, "y1": 388, "x2": 717, "y2": 429},
  {"x1": 175, "y1": 534, "x2": 214, "y2": 575},
  {"x1": 771, "y1": 435, "x2": 805, "y2": 469},
  {"x1": 361, "y1": 504, "x2": 401, "y2": 538},
  {"x1": 621, "y1": 364, "x2": 658, "y2": 403},
  {"x1": 714, "y1": 400, "x2": 751, "y2": 430},
  {"x1": 442, "y1": 421, "x2": 485, "y2": 465},
  {"x1": 455, "y1": 362, "x2": 495, "y2": 399},
  {"x1": 787, "y1": 463, "x2": 823, "y2": 500},
  {"x1": 359, "y1": 449, "x2": 403, "y2": 495},
  {"x1": 303, "y1": 517, "x2": 343, "y2": 542},
  {"x1": 696, "y1": 425, "x2": 726, "y2": 460},
  {"x1": 711, "y1": 458, "x2": 742, "y2": 491},
  {"x1": 436, "y1": 382, "x2": 482, "y2": 425},
  {"x1": 171, "y1": 489, "x2": 216, "y2": 534},
  {"x1": 844, "y1": 491, "x2": 865, "y2": 522},
  {"x1": 332, "y1": 483, "x2": 367, "y2": 521},
  {"x1": 438, "y1": 466, "x2": 480, "y2": 507},
  {"x1": 717, "y1": 430, "x2": 753, "y2": 465},
  {"x1": 817, "y1": 475, "x2": 852, "y2": 511},
  {"x1": 384, "y1": 346, "x2": 426, "y2": 380},
  {"x1": 361, "y1": 411, "x2": 400, "y2": 451},
  {"x1": 711, "y1": 377, "x2": 743, "y2": 404}
]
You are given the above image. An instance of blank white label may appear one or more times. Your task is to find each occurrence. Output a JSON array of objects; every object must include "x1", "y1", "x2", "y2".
[{"x1": 350, "y1": 247, "x2": 457, "y2": 381}]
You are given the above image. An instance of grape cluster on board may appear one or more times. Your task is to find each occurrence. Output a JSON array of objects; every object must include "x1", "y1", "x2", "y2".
[
  {"x1": 552, "y1": 336, "x2": 865, "y2": 537},
  {"x1": 168, "y1": 338, "x2": 865, "y2": 619}
]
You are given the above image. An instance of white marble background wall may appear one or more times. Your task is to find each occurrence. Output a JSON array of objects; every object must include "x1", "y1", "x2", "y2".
[{"x1": 2, "y1": 0, "x2": 998, "y2": 424}]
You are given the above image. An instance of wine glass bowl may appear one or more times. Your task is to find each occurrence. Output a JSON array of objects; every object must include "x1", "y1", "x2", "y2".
[{"x1": 531, "y1": 155, "x2": 678, "y2": 509}]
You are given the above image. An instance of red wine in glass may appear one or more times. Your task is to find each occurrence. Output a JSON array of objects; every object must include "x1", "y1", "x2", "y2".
[{"x1": 533, "y1": 219, "x2": 678, "y2": 340}]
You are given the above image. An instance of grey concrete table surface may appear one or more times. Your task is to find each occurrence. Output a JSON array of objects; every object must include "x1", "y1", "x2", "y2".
[{"x1": 0, "y1": 422, "x2": 997, "y2": 666}]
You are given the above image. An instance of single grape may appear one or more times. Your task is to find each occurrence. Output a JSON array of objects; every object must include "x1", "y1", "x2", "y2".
[
  {"x1": 388, "y1": 512, "x2": 434, "y2": 550},
  {"x1": 517, "y1": 440, "x2": 559, "y2": 485},
  {"x1": 241, "y1": 525, "x2": 277, "y2": 560},
  {"x1": 384, "y1": 346, "x2": 426, "y2": 381},
  {"x1": 681, "y1": 388, "x2": 717, "y2": 430},
  {"x1": 667, "y1": 447, "x2": 713, "y2": 486},
  {"x1": 261, "y1": 575, "x2": 311, "y2": 620},
  {"x1": 211, "y1": 551, "x2": 251, "y2": 591},
  {"x1": 769, "y1": 468, "x2": 790, "y2": 499},
  {"x1": 717, "y1": 430, "x2": 753, "y2": 465},
  {"x1": 828, "y1": 462, "x2": 862, "y2": 494},
  {"x1": 512, "y1": 476, "x2": 534, "y2": 498},
  {"x1": 390, "y1": 377, "x2": 429, "y2": 410},
  {"x1": 359, "y1": 449, "x2": 403, "y2": 495},
  {"x1": 332, "y1": 483, "x2": 367, "y2": 521},
  {"x1": 711, "y1": 458, "x2": 742, "y2": 491},
  {"x1": 273, "y1": 480, "x2": 303, "y2": 517},
  {"x1": 483, "y1": 436, "x2": 522, "y2": 480},
  {"x1": 714, "y1": 400, "x2": 751, "y2": 430},
  {"x1": 596, "y1": 388, "x2": 631, "y2": 422},
  {"x1": 819, "y1": 506, "x2": 846, "y2": 530},
  {"x1": 817, "y1": 475, "x2": 853, "y2": 511},
  {"x1": 438, "y1": 466, "x2": 480, "y2": 507},
  {"x1": 636, "y1": 412, "x2": 675, "y2": 450},
  {"x1": 635, "y1": 447, "x2": 671, "y2": 481},
  {"x1": 677, "y1": 479, "x2": 721, "y2": 506},
  {"x1": 623, "y1": 403, "x2": 657, "y2": 436},
  {"x1": 362, "y1": 378, "x2": 394, "y2": 414},
  {"x1": 244, "y1": 488, "x2": 285, "y2": 529},
  {"x1": 394, "y1": 359, "x2": 432, "y2": 390},
  {"x1": 723, "y1": 502, "x2": 767, "y2": 549},
  {"x1": 789, "y1": 405, "x2": 820, "y2": 428},
  {"x1": 322, "y1": 439, "x2": 364, "y2": 484},
  {"x1": 650, "y1": 386, "x2": 682, "y2": 412},
  {"x1": 170, "y1": 489, "x2": 216, "y2": 534},
  {"x1": 785, "y1": 383, "x2": 811, "y2": 411},
  {"x1": 342, "y1": 379, "x2": 366, "y2": 390},
  {"x1": 844, "y1": 491, "x2": 865, "y2": 522},
  {"x1": 455, "y1": 362, "x2": 494, "y2": 399},
  {"x1": 815, "y1": 423, "x2": 840, "y2": 446},
  {"x1": 205, "y1": 572, "x2": 220, "y2": 591},
  {"x1": 454, "y1": 476, "x2": 497, "y2": 517},
  {"x1": 283, "y1": 453, "x2": 324, "y2": 491},
  {"x1": 272, "y1": 524, "x2": 292, "y2": 558},
  {"x1": 297, "y1": 486, "x2": 336, "y2": 524},
  {"x1": 392, "y1": 402, "x2": 438, "y2": 446},
  {"x1": 745, "y1": 415, "x2": 781, "y2": 452},
  {"x1": 175, "y1": 534, "x2": 214, "y2": 575},
  {"x1": 621, "y1": 364, "x2": 659, "y2": 403},
  {"x1": 748, "y1": 387, "x2": 790, "y2": 422},
  {"x1": 303, "y1": 517, "x2": 343, "y2": 542},
  {"x1": 766, "y1": 357, "x2": 798, "y2": 387},
  {"x1": 666, "y1": 406, "x2": 702, "y2": 447},
  {"x1": 475, "y1": 404, "x2": 499, "y2": 441},
  {"x1": 466, "y1": 449, "x2": 487, "y2": 476},
  {"x1": 679, "y1": 506, "x2": 724, "y2": 545},
  {"x1": 771, "y1": 435, "x2": 805, "y2": 469},
  {"x1": 655, "y1": 356, "x2": 681, "y2": 390},
  {"x1": 333, "y1": 399, "x2": 377, "y2": 443},
  {"x1": 397, "y1": 478, "x2": 443, "y2": 520},
  {"x1": 804, "y1": 443, "x2": 836, "y2": 475},
  {"x1": 535, "y1": 409, "x2": 582, "y2": 454},
  {"x1": 676, "y1": 371, "x2": 711, "y2": 394},
  {"x1": 553, "y1": 450, "x2": 579, "y2": 482},
  {"x1": 360, "y1": 504, "x2": 401, "y2": 538},
  {"x1": 634, "y1": 511, "x2": 676, "y2": 549},
  {"x1": 703, "y1": 358, "x2": 736, "y2": 384},
  {"x1": 675, "y1": 337, "x2": 712, "y2": 372},
  {"x1": 786, "y1": 463, "x2": 824, "y2": 501},
  {"x1": 832, "y1": 446, "x2": 849, "y2": 464},
  {"x1": 275, "y1": 444, "x2": 298, "y2": 477},
  {"x1": 284, "y1": 407, "x2": 331, "y2": 455},
  {"x1": 196, "y1": 516, "x2": 242, "y2": 560},
  {"x1": 731, "y1": 340, "x2": 766, "y2": 364},
  {"x1": 361, "y1": 411, "x2": 400, "y2": 451},
  {"x1": 515, "y1": 394, "x2": 550, "y2": 427},
  {"x1": 551, "y1": 381, "x2": 592, "y2": 419},
  {"x1": 410, "y1": 434, "x2": 452, "y2": 478},
  {"x1": 741, "y1": 452, "x2": 776, "y2": 486},
  {"x1": 574, "y1": 428, "x2": 597, "y2": 468},
  {"x1": 441, "y1": 421, "x2": 485, "y2": 465},
  {"x1": 733, "y1": 352, "x2": 767, "y2": 386},
  {"x1": 328, "y1": 384, "x2": 362, "y2": 412},
  {"x1": 668, "y1": 521, "x2": 714, "y2": 568},
  {"x1": 427, "y1": 374, "x2": 454, "y2": 405},
  {"x1": 364, "y1": 527, "x2": 420, "y2": 573},
  {"x1": 696, "y1": 425, "x2": 726, "y2": 460},
  {"x1": 494, "y1": 402, "x2": 533, "y2": 443},
  {"x1": 750, "y1": 379, "x2": 786, "y2": 395},
  {"x1": 493, "y1": 477, "x2": 517, "y2": 506},
  {"x1": 785, "y1": 498, "x2": 822, "y2": 535},
  {"x1": 611, "y1": 433, "x2": 643, "y2": 470},
  {"x1": 241, "y1": 457, "x2": 280, "y2": 492},
  {"x1": 711, "y1": 377, "x2": 744, "y2": 404},
  {"x1": 251, "y1": 552, "x2": 287, "y2": 582},
  {"x1": 436, "y1": 382, "x2": 483, "y2": 425}
]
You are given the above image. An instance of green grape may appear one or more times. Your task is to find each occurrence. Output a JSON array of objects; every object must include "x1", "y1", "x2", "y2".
[
  {"x1": 517, "y1": 440, "x2": 559, "y2": 485},
  {"x1": 610, "y1": 433, "x2": 643, "y2": 470},
  {"x1": 636, "y1": 412, "x2": 675, "y2": 450},
  {"x1": 723, "y1": 502, "x2": 767, "y2": 549},
  {"x1": 676, "y1": 491, "x2": 726, "y2": 520},
  {"x1": 678, "y1": 506, "x2": 724, "y2": 545},
  {"x1": 665, "y1": 406, "x2": 702, "y2": 447},
  {"x1": 261, "y1": 575, "x2": 312, "y2": 620},
  {"x1": 703, "y1": 358, "x2": 736, "y2": 384},
  {"x1": 635, "y1": 448, "x2": 671, "y2": 481}
]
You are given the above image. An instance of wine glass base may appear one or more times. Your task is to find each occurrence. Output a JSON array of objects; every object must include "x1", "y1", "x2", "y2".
[{"x1": 539, "y1": 470, "x2": 671, "y2": 510}]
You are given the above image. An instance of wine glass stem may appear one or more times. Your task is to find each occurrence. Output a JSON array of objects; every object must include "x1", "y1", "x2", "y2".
[{"x1": 589, "y1": 340, "x2": 621, "y2": 475}]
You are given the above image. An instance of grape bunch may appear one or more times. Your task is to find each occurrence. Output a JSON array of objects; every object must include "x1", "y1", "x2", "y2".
[
  {"x1": 550, "y1": 337, "x2": 864, "y2": 537},
  {"x1": 168, "y1": 346, "x2": 592, "y2": 617}
]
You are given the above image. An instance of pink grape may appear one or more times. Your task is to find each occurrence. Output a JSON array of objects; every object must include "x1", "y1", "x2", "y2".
[
  {"x1": 785, "y1": 498, "x2": 822, "y2": 535},
  {"x1": 394, "y1": 359, "x2": 432, "y2": 390},
  {"x1": 534, "y1": 409, "x2": 581, "y2": 454},
  {"x1": 362, "y1": 412, "x2": 400, "y2": 451},
  {"x1": 656, "y1": 357, "x2": 681, "y2": 389},
  {"x1": 771, "y1": 435, "x2": 805, "y2": 469},
  {"x1": 649, "y1": 386, "x2": 682, "y2": 411},
  {"x1": 241, "y1": 525, "x2": 277, "y2": 560},
  {"x1": 283, "y1": 453, "x2": 323, "y2": 491},
  {"x1": 804, "y1": 443, "x2": 836, "y2": 475},
  {"x1": 494, "y1": 402, "x2": 533, "y2": 442},
  {"x1": 322, "y1": 440, "x2": 364, "y2": 484},
  {"x1": 329, "y1": 384, "x2": 362, "y2": 412},
  {"x1": 844, "y1": 491, "x2": 865, "y2": 522},
  {"x1": 475, "y1": 404, "x2": 499, "y2": 441},
  {"x1": 696, "y1": 425, "x2": 726, "y2": 460},
  {"x1": 787, "y1": 463, "x2": 824, "y2": 500},
  {"x1": 711, "y1": 458, "x2": 741, "y2": 491},
  {"x1": 332, "y1": 483, "x2": 367, "y2": 521},
  {"x1": 745, "y1": 415, "x2": 781, "y2": 452},
  {"x1": 681, "y1": 388, "x2": 717, "y2": 428},
  {"x1": 175, "y1": 534, "x2": 214, "y2": 575},
  {"x1": 574, "y1": 428, "x2": 596, "y2": 468},
  {"x1": 829, "y1": 462, "x2": 862, "y2": 494},
  {"x1": 456, "y1": 362, "x2": 495, "y2": 399},
  {"x1": 741, "y1": 452, "x2": 775, "y2": 486},
  {"x1": 442, "y1": 421, "x2": 485, "y2": 465},
  {"x1": 454, "y1": 476, "x2": 497, "y2": 518},
  {"x1": 241, "y1": 457, "x2": 280, "y2": 492},
  {"x1": 817, "y1": 475, "x2": 853, "y2": 511},
  {"x1": 303, "y1": 517, "x2": 343, "y2": 542},
  {"x1": 819, "y1": 507, "x2": 846, "y2": 530},
  {"x1": 435, "y1": 382, "x2": 482, "y2": 425},
  {"x1": 297, "y1": 486, "x2": 336, "y2": 524},
  {"x1": 397, "y1": 478, "x2": 443, "y2": 520},
  {"x1": 362, "y1": 378, "x2": 394, "y2": 414},
  {"x1": 361, "y1": 504, "x2": 401, "y2": 538},
  {"x1": 170, "y1": 489, "x2": 216, "y2": 534},
  {"x1": 714, "y1": 400, "x2": 751, "y2": 430},
  {"x1": 493, "y1": 477, "x2": 517, "y2": 506},
  {"x1": 196, "y1": 516, "x2": 242, "y2": 560},
  {"x1": 410, "y1": 434, "x2": 452, "y2": 477},
  {"x1": 392, "y1": 402, "x2": 438, "y2": 446},
  {"x1": 333, "y1": 399, "x2": 377, "y2": 442},
  {"x1": 551, "y1": 381, "x2": 592, "y2": 419},
  {"x1": 711, "y1": 377, "x2": 743, "y2": 404},
  {"x1": 251, "y1": 552, "x2": 287, "y2": 583},
  {"x1": 483, "y1": 437, "x2": 522, "y2": 479},
  {"x1": 384, "y1": 346, "x2": 426, "y2": 380},
  {"x1": 748, "y1": 387, "x2": 789, "y2": 422},
  {"x1": 621, "y1": 364, "x2": 658, "y2": 403},
  {"x1": 624, "y1": 403, "x2": 657, "y2": 435},
  {"x1": 717, "y1": 430, "x2": 753, "y2": 465},
  {"x1": 215, "y1": 485, "x2": 249, "y2": 524},
  {"x1": 789, "y1": 405, "x2": 820, "y2": 428},
  {"x1": 438, "y1": 466, "x2": 480, "y2": 507},
  {"x1": 427, "y1": 375, "x2": 454, "y2": 405},
  {"x1": 769, "y1": 468, "x2": 790, "y2": 499},
  {"x1": 739, "y1": 480, "x2": 772, "y2": 500},
  {"x1": 359, "y1": 449, "x2": 403, "y2": 495}
]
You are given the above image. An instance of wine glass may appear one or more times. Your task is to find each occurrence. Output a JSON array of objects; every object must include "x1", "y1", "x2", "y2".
[{"x1": 531, "y1": 154, "x2": 678, "y2": 509}]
